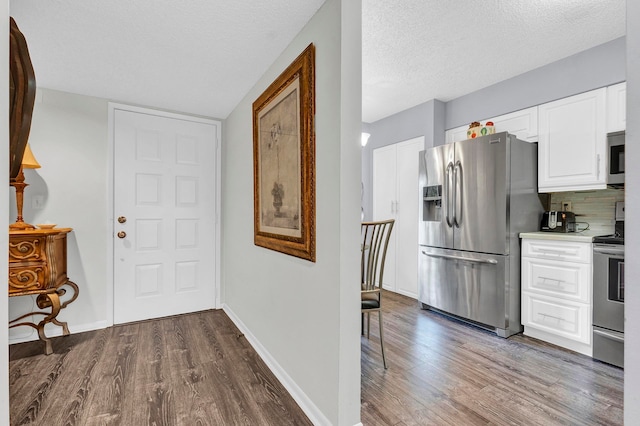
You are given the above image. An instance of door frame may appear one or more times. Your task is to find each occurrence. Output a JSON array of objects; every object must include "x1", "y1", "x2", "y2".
[{"x1": 106, "y1": 103, "x2": 222, "y2": 326}]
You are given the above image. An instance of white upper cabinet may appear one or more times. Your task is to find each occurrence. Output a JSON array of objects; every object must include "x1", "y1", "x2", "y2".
[
  {"x1": 537, "y1": 88, "x2": 607, "y2": 193},
  {"x1": 606, "y1": 82, "x2": 626, "y2": 133},
  {"x1": 490, "y1": 107, "x2": 538, "y2": 142},
  {"x1": 445, "y1": 124, "x2": 468, "y2": 144},
  {"x1": 445, "y1": 106, "x2": 538, "y2": 144}
]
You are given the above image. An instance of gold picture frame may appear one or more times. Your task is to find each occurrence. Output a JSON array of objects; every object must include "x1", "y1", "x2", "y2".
[{"x1": 253, "y1": 43, "x2": 316, "y2": 262}]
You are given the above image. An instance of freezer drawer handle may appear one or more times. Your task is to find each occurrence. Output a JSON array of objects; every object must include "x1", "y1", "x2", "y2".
[
  {"x1": 421, "y1": 251, "x2": 498, "y2": 265},
  {"x1": 593, "y1": 328, "x2": 624, "y2": 343}
]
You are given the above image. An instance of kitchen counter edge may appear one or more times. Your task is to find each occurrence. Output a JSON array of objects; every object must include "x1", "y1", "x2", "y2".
[{"x1": 519, "y1": 231, "x2": 598, "y2": 243}]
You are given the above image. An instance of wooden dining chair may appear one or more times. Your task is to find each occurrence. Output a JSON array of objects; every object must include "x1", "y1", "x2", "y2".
[{"x1": 361, "y1": 219, "x2": 394, "y2": 369}]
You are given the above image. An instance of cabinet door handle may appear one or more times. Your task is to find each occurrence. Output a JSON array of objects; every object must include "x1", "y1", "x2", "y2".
[
  {"x1": 537, "y1": 248, "x2": 571, "y2": 256},
  {"x1": 539, "y1": 312, "x2": 566, "y2": 323},
  {"x1": 597, "y1": 154, "x2": 601, "y2": 179},
  {"x1": 538, "y1": 277, "x2": 566, "y2": 289}
]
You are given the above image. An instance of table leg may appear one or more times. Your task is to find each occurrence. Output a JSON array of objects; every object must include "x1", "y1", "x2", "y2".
[
  {"x1": 35, "y1": 292, "x2": 62, "y2": 355},
  {"x1": 10, "y1": 281, "x2": 80, "y2": 355}
]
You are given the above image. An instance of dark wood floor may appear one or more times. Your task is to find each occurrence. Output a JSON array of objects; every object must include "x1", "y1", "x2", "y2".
[
  {"x1": 361, "y1": 291, "x2": 624, "y2": 426},
  {"x1": 10, "y1": 292, "x2": 624, "y2": 425},
  {"x1": 9, "y1": 310, "x2": 311, "y2": 426}
]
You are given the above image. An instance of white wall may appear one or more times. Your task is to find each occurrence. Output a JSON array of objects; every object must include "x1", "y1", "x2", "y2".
[
  {"x1": 1, "y1": 1, "x2": 10, "y2": 422},
  {"x1": 8, "y1": 89, "x2": 109, "y2": 342},
  {"x1": 361, "y1": 99, "x2": 444, "y2": 221},
  {"x1": 222, "y1": 0, "x2": 361, "y2": 424},
  {"x1": 624, "y1": 0, "x2": 640, "y2": 421},
  {"x1": 445, "y1": 37, "x2": 626, "y2": 129},
  {"x1": 338, "y1": 0, "x2": 362, "y2": 423}
]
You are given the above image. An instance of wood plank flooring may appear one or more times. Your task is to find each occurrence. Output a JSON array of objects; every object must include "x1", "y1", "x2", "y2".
[
  {"x1": 361, "y1": 291, "x2": 624, "y2": 426},
  {"x1": 9, "y1": 310, "x2": 312, "y2": 426},
  {"x1": 10, "y1": 292, "x2": 624, "y2": 425}
]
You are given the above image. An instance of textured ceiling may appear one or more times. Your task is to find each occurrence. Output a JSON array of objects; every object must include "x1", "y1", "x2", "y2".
[
  {"x1": 10, "y1": 1, "x2": 627, "y2": 123},
  {"x1": 9, "y1": 0, "x2": 326, "y2": 119},
  {"x1": 363, "y1": 0, "x2": 626, "y2": 122}
]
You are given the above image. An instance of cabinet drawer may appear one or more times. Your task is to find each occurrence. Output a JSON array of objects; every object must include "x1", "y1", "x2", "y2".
[
  {"x1": 9, "y1": 236, "x2": 46, "y2": 263},
  {"x1": 522, "y1": 292, "x2": 591, "y2": 345},
  {"x1": 8, "y1": 263, "x2": 47, "y2": 294},
  {"x1": 522, "y1": 239, "x2": 591, "y2": 263},
  {"x1": 522, "y1": 257, "x2": 591, "y2": 303}
]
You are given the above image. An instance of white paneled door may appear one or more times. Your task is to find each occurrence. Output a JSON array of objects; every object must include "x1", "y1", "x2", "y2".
[{"x1": 113, "y1": 107, "x2": 219, "y2": 324}]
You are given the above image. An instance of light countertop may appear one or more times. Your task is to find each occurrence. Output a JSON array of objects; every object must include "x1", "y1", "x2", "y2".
[{"x1": 519, "y1": 231, "x2": 604, "y2": 243}]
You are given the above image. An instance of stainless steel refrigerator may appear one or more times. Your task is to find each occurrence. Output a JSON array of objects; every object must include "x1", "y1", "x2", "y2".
[{"x1": 418, "y1": 132, "x2": 542, "y2": 337}]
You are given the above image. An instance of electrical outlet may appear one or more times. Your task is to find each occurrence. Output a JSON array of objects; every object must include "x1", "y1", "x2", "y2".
[
  {"x1": 32, "y1": 195, "x2": 44, "y2": 209},
  {"x1": 562, "y1": 201, "x2": 572, "y2": 212}
]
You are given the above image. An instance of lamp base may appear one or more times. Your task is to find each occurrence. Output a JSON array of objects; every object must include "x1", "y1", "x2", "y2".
[{"x1": 9, "y1": 221, "x2": 36, "y2": 231}]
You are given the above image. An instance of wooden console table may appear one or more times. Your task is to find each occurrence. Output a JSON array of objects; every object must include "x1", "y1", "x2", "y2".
[{"x1": 8, "y1": 228, "x2": 79, "y2": 355}]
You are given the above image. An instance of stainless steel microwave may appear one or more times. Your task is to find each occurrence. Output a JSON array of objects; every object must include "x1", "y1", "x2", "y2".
[{"x1": 607, "y1": 131, "x2": 625, "y2": 187}]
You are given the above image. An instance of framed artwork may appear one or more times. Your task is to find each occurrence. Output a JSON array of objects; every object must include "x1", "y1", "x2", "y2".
[{"x1": 253, "y1": 43, "x2": 316, "y2": 262}]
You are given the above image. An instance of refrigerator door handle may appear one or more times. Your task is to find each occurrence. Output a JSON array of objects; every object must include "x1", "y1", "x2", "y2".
[
  {"x1": 421, "y1": 251, "x2": 498, "y2": 265},
  {"x1": 445, "y1": 162, "x2": 454, "y2": 227},
  {"x1": 453, "y1": 160, "x2": 462, "y2": 228}
]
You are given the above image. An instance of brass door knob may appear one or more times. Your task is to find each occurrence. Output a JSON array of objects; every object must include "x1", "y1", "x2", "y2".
[
  {"x1": 117, "y1": 216, "x2": 127, "y2": 224},
  {"x1": 117, "y1": 231, "x2": 126, "y2": 239}
]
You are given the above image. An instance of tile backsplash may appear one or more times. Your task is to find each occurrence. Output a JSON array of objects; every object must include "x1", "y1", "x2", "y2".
[{"x1": 548, "y1": 189, "x2": 625, "y2": 234}]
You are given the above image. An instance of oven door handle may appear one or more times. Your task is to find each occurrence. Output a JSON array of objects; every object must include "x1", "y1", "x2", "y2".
[
  {"x1": 593, "y1": 328, "x2": 624, "y2": 343},
  {"x1": 593, "y1": 248, "x2": 625, "y2": 256}
]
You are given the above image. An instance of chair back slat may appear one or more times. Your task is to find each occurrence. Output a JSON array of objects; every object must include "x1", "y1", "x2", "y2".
[{"x1": 361, "y1": 219, "x2": 395, "y2": 292}]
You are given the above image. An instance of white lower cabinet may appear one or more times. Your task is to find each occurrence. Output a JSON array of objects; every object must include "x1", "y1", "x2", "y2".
[
  {"x1": 522, "y1": 293, "x2": 591, "y2": 345},
  {"x1": 521, "y1": 238, "x2": 592, "y2": 356}
]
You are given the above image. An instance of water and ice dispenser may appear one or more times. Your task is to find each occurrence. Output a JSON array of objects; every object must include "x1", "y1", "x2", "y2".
[{"x1": 422, "y1": 185, "x2": 442, "y2": 221}]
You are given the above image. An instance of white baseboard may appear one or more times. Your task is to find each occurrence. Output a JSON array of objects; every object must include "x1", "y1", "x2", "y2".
[
  {"x1": 223, "y1": 304, "x2": 332, "y2": 426},
  {"x1": 9, "y1": 320, "x2": 110, "y2": 345}
]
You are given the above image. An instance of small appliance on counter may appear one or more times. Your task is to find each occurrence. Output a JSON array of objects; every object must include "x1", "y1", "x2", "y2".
[{"x1": 540, "y1": 211, "x2": 576, "y2": 232}]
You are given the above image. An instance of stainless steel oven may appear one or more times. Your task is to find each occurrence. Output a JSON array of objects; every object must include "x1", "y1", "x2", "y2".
[
  {"x1": 592, "y1": 201, "x2": 624, "y2": 367},
  {"x1": 592, "y1": 242, "x2": 624, "y2": 368}
]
